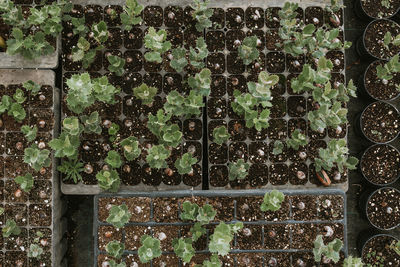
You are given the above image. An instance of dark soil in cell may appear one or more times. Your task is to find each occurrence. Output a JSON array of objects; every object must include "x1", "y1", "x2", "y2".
[
  {"x1": 208, "y1": 197, "x2": 234, "y2": 221},
  {"x1": 5, "y1": 179, "x2": 28, "y2": 203},
  {"x1": 182, "y1": 164, "x2": 202, "y2": 187},
  {"x1": 153, "y1": 254, "x2": 180, "y2": 266},
  {"x1": 120, "y1": 161, "x2": 141, "y2": 186},
  {"x1": 328, "y1": 124, "x2": 347, "y2": 139},
  {"x1": 248, "y1": 52, "x2": 265, "y2": 74},
  {"x1": 268, "y1": 140, "x2": 288, "y2": 163},
  {"x1": 270, "y1": 95, "x2": 286, "y2": 118},
  {"x1": 5, "y1": 251, "x2": 27, "y2": 267},
  {"x1": 4, "y1": 228, "x2": 27, "y2": 251},
  {"x1": 30, "y1": 109, "x2": 54, "y2": 133},
  {"x1": 209, "y1": 165, "x2": 228, "y2": 187},
  {"x1": 361, "y1": 144, "x2": 400, "y2": 185},
  {"x1": 104, "y1": 5, "x2": 122, "y2": 27},
  {"x1": 210, "y1": 75, "x2": 226, "y2": 97},
  {"x1": 247, "y1": 30, "x2": 265, "y2": 50},
  {"x1": 227, "y1": 75, "x2": 247, "y2": 96},
  {"x1": 318, "y1": 195, "x2": 344, "y2": 220},
  {"x1": 266, "y1": 29, "x2": 282, "y2": 51},
  {"x1": 245, "y1": 7, "x2": 264, "y2": 29},
  {"x1": 265, "y1": 7, "x2": 281, "y2": 28},
  {"x1": 364, "y1": 19, "x2": 400, "y2": 60},
  {"x1": 6, "y1": 133, "x2": 27, "y2": 156},
  {"x1": 287, "y1": 54, "x2": 305, "y2": 73},
  {"x1": 164, "y1": 6, "x2": 183, "y2": 27},
  {"x1": 29, "y1": 180, "x2": 51, "y2": 203},
  {"x1": 268, "y1": 118, "x2": 287, "y2": 140},
  {"x1": 183, "y1": 119, "x2": 202, "y2": 140},
  {"x1": 326, "y1": 50, "x2": 344, "y2": 73},
  {"x1": 105, "y1": 28, "x2": 123, "y2": 49},
  {"x1": 124, "y1": 226, "x2": 149, "y2": 251},
  {"x1": 318, "y1": 223, "x2": 344, "y2": 243},
  {"x1": 153, "y1": 197, "x2": 179, "y2": 222},
  {"x1": 249, "y1": 142, "x2": 268, "y2": 164},
  {"x1": 228, "y1": 120, "x2": 246, "y2": 141},
  {"x1": 29, "y1": 204, "x2": 51, "y2": 226},
  {"x1": 183, "y1": 141, "x2": 202, "y2": 161},
  {"x1": 144, "y1": 6, "x2": 163, "y2": 27},
  {"x1": 266, "y1": 52, "x2": 285, "y2": 73},
  {"x1": 124, "y1": 28, "x2": 143, "y2": 49},
  {"x1": 226, "y1": 8, "x2": 245, "y2": 29},
  {"x1": 207, "y1": 52, "x2": 225, "y2": 74},
  {"x1": 269, "y1": 163, "x2": 288, "y2": 185},
  {"x1": 163, "y1": 73, "x2": 182, "y2": 94},
  {"x1": 166, "y1": 28, "x2": 183, "y2": 48},
  {"x1": 210, "y1": 8, "x2": 224, "y2": 29},
  {"x1": 362, "y1": 235, "x2": 400, "y2": 266},
  {"x1": 29, "y1": 86, "x2": 53, "y2": 108},
  {"x1": 305, "y1": 7, "x2": 324, "y2": 27},
  {"x1": 248, "y1": 127, "x2": 268, "y2": 141},
  {"x1": 291, "y1": 223, "x2": 317, "y2": 249},
  {"x1": 236, "y1": 196, "x2": 264, "y2": 221},
  {"x1": 229, "y1": 142, "x2": 247, "y2": 162},
  {"x1": 84, "y1": 5, "x2": 103, "y2": 26},
  {"x1": 291, "y1": 195, "x2": 317, "y2": 221},
  {"x1": 248, "y1": 164, "x2": 268, "y2": 187},
  {"x1": 184, "y1": 27, "x2": 202, "y2": 49},
  {"x1": 226, "y1": 30, "x2": 245, "y2": 51},
  {"x1": 206, "y1": 31, "x2": 225, "y2": 52},
  {"x1": 236, "y1": 225, "x2": 263, "y2": 249},
  {"x1": 124, "y1": 50, "x2": 143, "y2": 72},
  {"x1": 289, "y1": 163, "x2": 308, "y2": 185},
  {"x1": 361, "y1": 101, "x2": 400, "y2": 143},
  {"x1": 307, "y1": 139, "x2": 327, "y2": 160},
  {"x1": 209, "y1": 143, "x2": 228, "y2": 164},
  {"x1": 151, "y1": 225, "x2": 179, "y2": 252},
  {"x1": 364, "y1": 60, "x2": 400, "y2": 100},
  {"x1": 287, "y1": 96, "x2": 306, "y2": 117},
  {"x1": 367, "y1": 188, "x2": 400, "y2": 229},
  {"x1": 264, "y1": 224, "x2": 290, "y2": 249}
]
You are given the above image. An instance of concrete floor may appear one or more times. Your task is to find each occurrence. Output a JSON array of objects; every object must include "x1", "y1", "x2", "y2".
[{"x1": 64, "y1": 1, "x2": 400, "y2": 265}]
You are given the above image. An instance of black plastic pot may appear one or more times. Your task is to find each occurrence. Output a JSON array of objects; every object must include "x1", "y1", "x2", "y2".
[
  {"x1": 358, "y1": 101, "x2": 400, "y2": 144},
  {"x1": 359, "y1": 187, "x2": 400, "y2": 230},
  {"x1": 357, "y1": 60, "x2": 400, "y2": 101},
  {"x1": 356, "y1": 19, "x2": 400, "y2": 61},
  {"x1": 360, "y1": 144, "x2": 400, "y2": 186},
  {"x1": 354, "y1": 0, "x2": 400, "y2": 21},
  {"x1": 357, "y1": 232, "x2": 400, "y2": 265}
]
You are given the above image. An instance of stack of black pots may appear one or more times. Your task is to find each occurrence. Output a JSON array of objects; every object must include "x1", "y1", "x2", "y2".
[{"x1": 354, "y1": 1, "x2": 400, "y2": 265}]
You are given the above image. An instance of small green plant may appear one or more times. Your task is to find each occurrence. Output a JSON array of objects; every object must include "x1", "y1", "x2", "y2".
[
  {"x1": 106, "y1": 241, "x2": 125, "y2": 259},
  {"x1": 286, "y1": 129, "x2": 307, "y2": 150},
  {"x1": 190, "y1": 0, "x2": 213, "y2": 32},
  {"x1": 376, "y1": 54, "x2": 400, "y2": 90},
  {"x1": 164, "y1": 90, "x2": 204, "y2": 118},
  {"x1": 147, "y1": 110, "x2": 183, "y2": 148},
  {"x1": 238, "y1": 36, "x2": 259, "y2": 65},
  {"x1": 28, "y1": 231, "x2": 44, "y2": 259},
  {"x1": 343, "y1": 256, "x2": 364, "y2": 267},
  {"x1": 105, "y1": 151, "x2": 123, "y2": 169},
  {"x1": 172, "y1": 238, "x2": 196, "y2": 263},
  {"x1": 66, "y1": 73, "x2": 120, "y2": 114},
  {"x1": 228, "y1": 159, "x2": 250, "y2": 181},
  {"x1": 120, "y1": 137, "x2": 141, "y2": 161},
  {"x1": 188, "y1": 68, "x2": 212, "y2": 97},
  {"x1": 175, "y1": 153, "x2": 197, "y2": 175},
  {"x1": 390, "y1": 240, "x2": 400, "y2": 256},
  {"x1": 108, "y1": 260, "x2": 126, "y2": 267},
  {"x1": 146, "y1": 145, "x2": 171, "y2": 169},
  {"x1": 62, "y1": 117, "x2": 82, "y2": 136},
  {"x1": 138, "y1": 235, "x2": 162, "y2": 263},
  {"x1": 80, "y1": 111, "x2": 102, "y2": 135},
  {"x1": 272, "y1": 140, "x2": 284, "y2": 155},
  {"x1": 0, "y1": 95, "x2": 26, "y2": 122},
  {"x1": 71, "y1": 21, "x2": 109, "y2": 68},
  {"x1": 170, "y1": 47, "x2": 188, "y2": 73},
  {"x1": 23, "y1": 80, "x2": 41, "y2": 95},
  {"x1": 365, "y1": 251, "x2": 385, "y2": 266},
  {"x1": 107, "y1": 55, "x2": 126, "y2": 76},
  {"x1": 383, "y1": 32, "x2": 400, "y2": 50},
  {"x1": 231, "y1": 71, "x2": 279, "y2": 131},
  {"x1": 2, "y1": 219, "x2": 21, "y2": 238},
  {"x1": 13, "y1": 88, "x2": 26, "y2": 104},
  {"x1": 108, "y1": 123, "x2": 120, "y2": 142},
  {"x1": 49, "y1": 132, "x2": 80, "y2": 159},
  {"x1": 63, "y1": 15, "x2": 88, "y2": 36},
  {"x1": 120, "y1": 0, "x2": 143, "y2": 31},
  {"x1": 144, "y1": 27, "x2": 171, "y2": 63},
  {"x1": 23, "y1": 144, "x2": 51, "y2": 172},
  {"x1": 15, "y1": 173, "x2": 34, "y2": 193},
  {"x1": 314, "y1": 139, "x2": 359, "y2": 173},
  {"x1": 96, "y1": 169, "x2": 121, "y2": 193},
  {"x1": 260, "y1": 190, "x2": 285, "y2": 212},
  {"x1": 324, "y1": 0, "x2": 343, "y2": 26},
  {"x1": 209, "y1": 222, "x2": 243, "y2": 256},
  {"x1": 57, "y1": 159, "x2": 84, "y2": 183},
  {"x1": 213, "y1": 126, "x2": 230, "y2": 145},
  {"x1": 21, "y1": 125, "x2": 38, "y2": 142},
  {"x1": 180, "y1": 201, "x2": 216, "y2": 224},
  {"x1": 313, "y1": 235, "x2": 343, "y2": 264},
  {"x1": 106, "y1": 204, "x2": 131, "y2": 229},
  {"x1": 189, "y1": 37, "x2": 208, "y2": 69},
  {"x1": 133, "y1": 83, "x2": 157, "y2": 105}
]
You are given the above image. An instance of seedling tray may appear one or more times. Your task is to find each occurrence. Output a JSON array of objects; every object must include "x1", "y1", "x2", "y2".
[
  {"x1": 61, "y1": 0, "x2": 203, "y2": 194},
  {"x1": 0, "y1": 0, "x2": 60, "y2": 69},
  {"x1": 205, "y1": 0, "x2": 349, "y2": 191},
  {"x1": 0, "y1": 70, "x2": 65, "y2": 267},
  {"x1": 94, "y1": 189, "x2": 348, "y2": 266}
]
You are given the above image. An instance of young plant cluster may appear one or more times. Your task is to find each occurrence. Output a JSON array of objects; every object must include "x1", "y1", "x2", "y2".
[{"x1": 0, "y1": 0, "x2": 72, "y2": 59}]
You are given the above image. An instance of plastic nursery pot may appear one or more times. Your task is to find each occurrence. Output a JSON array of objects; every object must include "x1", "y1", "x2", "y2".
[
  {"x1": 360, "y1": 143, "x2": 400, "y2": 186},
  {"x1": 359, "y1": 101, "x2": 400, "y2": 144},
  {"x1": 360, "y1": 187, "x2": 400, "y2": 230},
  {"x1": 357, "y1": 232, "x2": 400, "y2": 266},
  {"x1": 356, "y1": 19, "x2": 400, "y2": 61},
  {"x1": 358, "y1": 60, "x2": 400, "y2": 101},
  {"x1": 94, "y1": 189, "x2": 348, "y2": 266},
  {"x1": 354, "y1": 0, "x2": 400, "y2": 21}
]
